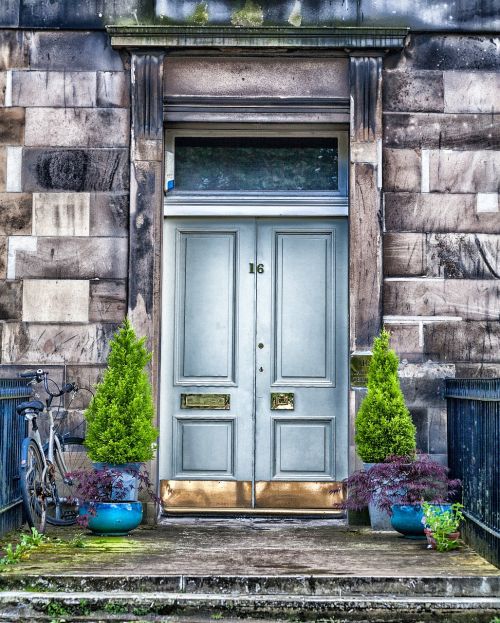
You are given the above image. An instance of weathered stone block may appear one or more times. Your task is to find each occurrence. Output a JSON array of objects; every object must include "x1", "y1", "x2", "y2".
[
  {"x1": 386, "y1": 323, "x2": 423, "y2": 362},
  {"x1": 14, "y1": 237, "x2": 128, "y2": 279},
  {"x1": 383, "y1": 148, "x2": 421, "y2": 192},
  {"x1": 393, "y1": 35, "x2": 500, "y2": 71},
  {"x1": 427, "y1": 233, "x2": 500, "y2": 279},
  {"x1": 25, "y1": 108, "x2": 129, "y2": 148},
  {"x1": 384, "y1": 279, "x2": 500, "y2": 320},
  {"x1": 399, "y1": 361, "x2": 454, "y2": 408},
  {"x1": 1, "y1": 322, "x2": 119, "y2": 364},
  {"x1": 0, "y1": 193, "x2": 32, "y2": 235},
  {"x1": 22, "y1": 148, "x2": 129, "y2": 192},
  {"x1": 476, "y1": 193, "x2": 499, "y2": 213},
  {"x1": 384, "y1": 113, "x2": 500, "y2": 150},
  {"x1": 0, "y1": 72, "x2": 6, "y2": 106},
  {"x1": 383, "y1": 233, "x2": 425, "y2": 277},
  {"x1": 428, "y1": 408, "x2": 447, "y2": 454},
  {"x1": 0, "y1": 236, "x2": 6, "y2": 278},
  {"x1": 22, "y1": 279, "x2": 89, "y2": 322},
  {"x1": 96, "y1": 71, "x2": 129, "y2": 108},
  {"x1": 6, "y1": 145, "x2": 22, "y2": 192},
  {"x1": 89, "y1": 193, "x2": 128, "y2": 237},
  {"x1": 0, "y1": 147, "x2": 5, "y2": 191},
  {"x1": 382, "y1": 70, "x2": 444, "y2": 112},
  {"x1": 33, "y1": 192, "x2": 90, "y2": 236},
  {"x1": 11, "y1": 70, "x2": 97, "y2": 107},
  {"x1": 424, "y1": 321, "x2": 500, "y2": 362},
  {"x1": 409, "y1": 408, "x2": 429, "y2": 453},
  {"x1": 89, "y1": 280, "x2": 127, "y2": 322},
  {"x1": 0, "y1": 280, "x2": 22, "y2": 320},
  {"x1": 455, "y1": 363, "x2": 500, "y2": 378},
  {"x1": 29, "y1": 32, "x2": 124, "y2": 71},
  {"x1": 429, "y1": 150, "x2": 500, "y2": 193},
  {"x1": 444, "y1": 71, "x2": 500, "y2": 113},
  {"x1": 0, "y1": 31, "x2": 28, "y2": 70},
  {"x1": 0, "y1": 107, "x2": 24, "y2": 145},
  {"x1": 384, "y1": 193, "x2": 500, "y2": 233}
]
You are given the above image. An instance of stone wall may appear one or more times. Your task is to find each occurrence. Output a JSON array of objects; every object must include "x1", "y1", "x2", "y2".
[
  {"x1": 0, "y1": 30, "x2": 129, "y2": 419},
  {"x1": 382, "y1": 34, "x2": 500, "y2": 462},
  {"x1": 0, "y1": 24, "x2": 498, "y2": 464}
]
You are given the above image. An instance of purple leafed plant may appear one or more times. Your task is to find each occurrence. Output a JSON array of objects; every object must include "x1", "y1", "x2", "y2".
[
  {"x1": 67, "y1": 466, "x2": 160, "y2": 526},
  {"x1": 335, "y1": 454, "x2": 461, "y2": 515}
]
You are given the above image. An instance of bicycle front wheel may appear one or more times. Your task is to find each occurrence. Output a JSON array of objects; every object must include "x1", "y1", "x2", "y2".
[
  {"x1": 44, "y1": 436, "x2": 89, "y2": 526},
  {"x1": 20, "y1": 439, "x2": 47, "y2": 533}
]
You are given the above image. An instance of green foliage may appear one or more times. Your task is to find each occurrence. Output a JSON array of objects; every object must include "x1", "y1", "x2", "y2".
[
  {"x1": 0, "y1": 528, "x2": 47, "y2": 569},
  {"x1": 354, "y1": 329, "x2": 416, "y2": 463},
  {"x1": 47, "y1": 601, "x2": 69, "y2": 618},
  {"x1": 84, "y1": 318, "x2": 158, "y2": 464},
  {"x1": 422, "y1": 502, "x2": 464, "y2": 552}
]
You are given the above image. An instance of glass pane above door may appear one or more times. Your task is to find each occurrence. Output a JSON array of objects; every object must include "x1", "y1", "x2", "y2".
[{"x1": 174, "y1": 137, "x2": 339, "y2": 192}]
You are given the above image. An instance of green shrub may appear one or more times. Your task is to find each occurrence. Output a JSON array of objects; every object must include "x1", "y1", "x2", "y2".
[
  {"x1": 84, "y1": 318, "x2": 158, "y2": 464},
  {"x1": 354, "y1": 329, "x2": 416, "y2": 463}
]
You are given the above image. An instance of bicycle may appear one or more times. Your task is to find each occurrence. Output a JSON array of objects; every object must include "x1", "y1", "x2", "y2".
[{"x1": 17, "y1": 369, "x2": 89, "y2": 533}]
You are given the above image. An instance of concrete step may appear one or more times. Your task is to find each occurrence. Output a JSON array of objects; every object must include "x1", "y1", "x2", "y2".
[
  {"x1": 1, "y1": 573, "x2": 499, "y2": 597},
  {"x1": 1, "y1": 590, "x2": 500, "y2": 622}
]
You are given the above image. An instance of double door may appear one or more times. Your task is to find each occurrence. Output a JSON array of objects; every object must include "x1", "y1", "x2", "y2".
[{"x1": 160, "y1": 218, "x2": 348, "y2": 509}]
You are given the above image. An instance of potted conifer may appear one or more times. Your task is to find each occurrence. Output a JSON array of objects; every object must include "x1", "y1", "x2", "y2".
[
  {"x1": 78, "y1": 318, "x2": 158, "y2": 534},
  {"x1": 354, "y1": 329, "x2": 417, "y2": 529}
]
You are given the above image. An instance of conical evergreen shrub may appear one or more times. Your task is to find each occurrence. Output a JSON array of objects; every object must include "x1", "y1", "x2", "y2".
[
  {"x1": 84, "y1": 318, "x2": 158, "y2": 464},
  {"x1": 354, "y1": 329, "x2": 416, "y2": 463}
]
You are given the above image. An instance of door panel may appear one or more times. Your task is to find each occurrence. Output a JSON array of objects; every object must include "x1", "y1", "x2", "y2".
[
  {"x1": 255, "y1": 219, "x2": 348, "y2": 491},
  {"x1": 161, "y1": 217, "x2": 348, "y2": 509},
  {"x1": 176, "y1": 231, "x2": 237, "y2": 384},
  {"x1": 161, "y1": 219, "x2": 256, "y2": 493}
]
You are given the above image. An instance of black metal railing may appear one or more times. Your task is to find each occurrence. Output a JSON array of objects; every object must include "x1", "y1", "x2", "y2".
[
  {"x1": 446, "y1": 378, "x2": 500, "y2": 568},
  {"x1": 0, "y1": 380, "x2": 32, "y2": 537}
]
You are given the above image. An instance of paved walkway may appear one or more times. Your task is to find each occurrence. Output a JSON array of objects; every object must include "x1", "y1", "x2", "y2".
[{"x1": 2, "y1": 517, "x2": 498, "y2": 578}]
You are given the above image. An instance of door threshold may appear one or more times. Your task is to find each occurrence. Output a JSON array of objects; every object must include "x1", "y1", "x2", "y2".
[{"x1": 163, "y1": 507, "x2": 345, "y2": 517}]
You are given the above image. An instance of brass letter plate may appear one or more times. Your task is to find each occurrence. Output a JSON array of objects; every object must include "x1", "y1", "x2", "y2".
[
  {"x1": 271, "y1": 392, "x2": 294, "y2": 410},
  {"x1": 181, "y1": 393, "x2": 230, "y2": 410}
]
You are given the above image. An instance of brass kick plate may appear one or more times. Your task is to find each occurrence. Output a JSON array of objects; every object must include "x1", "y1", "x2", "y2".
[
  {"x1": 181, "y1": 393, "x2": 230, "y2": 410},
  {"x1": 271, "y1": 392, "x2": 294, "y2": 410}
]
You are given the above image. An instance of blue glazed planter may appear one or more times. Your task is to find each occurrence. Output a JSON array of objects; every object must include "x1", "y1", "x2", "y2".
[
  {"x1": 391, "y1": 504, "x2": 452, "y2": 539},
  {"x1": 80, "y1": 501, "x2": 143, "y2": 536}
]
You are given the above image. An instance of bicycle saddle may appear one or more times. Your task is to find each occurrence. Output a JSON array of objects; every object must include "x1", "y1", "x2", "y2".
[{"x1": 16, "y1": 400, "x2": 44, "y2": 414}]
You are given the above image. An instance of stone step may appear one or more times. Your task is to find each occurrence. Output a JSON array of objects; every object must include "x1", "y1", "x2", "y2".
[
  {"x1": 1, "y1": 590, "x2": 500, "y2": 622},
  {"x1": 1, "y1": 573, "x2": 499, "y2": 598}
]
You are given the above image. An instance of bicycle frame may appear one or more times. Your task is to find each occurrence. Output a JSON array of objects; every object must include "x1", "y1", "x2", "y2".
[{"x1": 26, "y1": 407, "x2": 71, "y2": 504}]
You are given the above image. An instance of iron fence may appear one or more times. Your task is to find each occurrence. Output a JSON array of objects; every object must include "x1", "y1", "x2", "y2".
[
  {"x1": 0, "y1": 379, "x2": 32, "y2": 537},
  {"x1": 446, "y1": 378, "x2": 500, "y2": 568}
]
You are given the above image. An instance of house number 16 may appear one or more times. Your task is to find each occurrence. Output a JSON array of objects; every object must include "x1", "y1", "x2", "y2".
[{"x1": 249, "y1": 263, "x2": 264, "y2": 274}]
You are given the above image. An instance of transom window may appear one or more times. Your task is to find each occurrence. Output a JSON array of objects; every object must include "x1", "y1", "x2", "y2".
[{"x1": 164, "y1": 125, "x2": 348, "y2": 216}]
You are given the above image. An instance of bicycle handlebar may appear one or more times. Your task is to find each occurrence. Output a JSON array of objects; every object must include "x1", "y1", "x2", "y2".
[{"x1": 19, "y1": 369, "x2": 78, "y2": 398}]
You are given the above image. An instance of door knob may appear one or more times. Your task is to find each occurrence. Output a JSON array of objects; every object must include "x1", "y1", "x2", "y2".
[{"x1": 258, "y1": 342, "x2": 264, "y2": 349}]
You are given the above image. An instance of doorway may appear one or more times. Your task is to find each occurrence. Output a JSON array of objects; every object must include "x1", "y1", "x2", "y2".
[{"x1": 160, "y1": 217, "x2": 348, "y2": 510}]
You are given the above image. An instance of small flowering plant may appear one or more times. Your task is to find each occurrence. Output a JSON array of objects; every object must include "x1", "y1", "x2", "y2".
[
  {"x1": 67, "y1": 466, "x2": 160, "y2": 526},
  {"x1": 422, "y1": 501, "x2": 464, "y2": 552},
  {"x1": 335, "y1": 454, "x2": 461, "y2": 516}
]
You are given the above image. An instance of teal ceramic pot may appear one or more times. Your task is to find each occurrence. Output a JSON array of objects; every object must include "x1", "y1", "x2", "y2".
[
  {"x1": 80, "y1": 501, "x2": 143, "y2": 536},
  {"x1": 391, "y1": 504, "x2": 426, "y2": 538},
  {"x1": 391, "y1": 504, "x2": 452, "y2": 538}
]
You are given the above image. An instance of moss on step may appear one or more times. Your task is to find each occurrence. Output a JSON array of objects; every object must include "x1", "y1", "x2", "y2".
[{"x1": 231, "y1": 0, "x2": 264, "y2": 26}]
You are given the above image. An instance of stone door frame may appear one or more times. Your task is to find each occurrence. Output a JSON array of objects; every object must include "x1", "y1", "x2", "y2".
[{"x1": 108, "y1": 26, "x2": 407, "y2": 482}]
